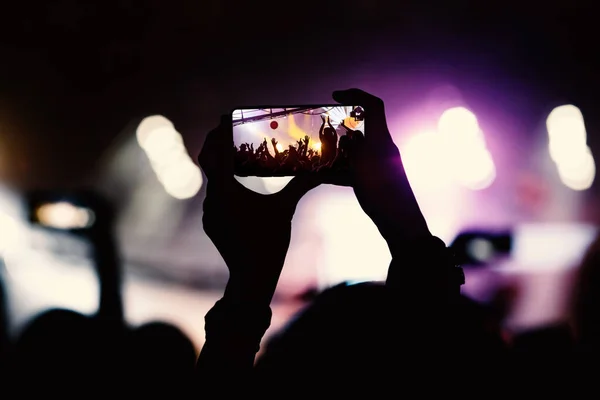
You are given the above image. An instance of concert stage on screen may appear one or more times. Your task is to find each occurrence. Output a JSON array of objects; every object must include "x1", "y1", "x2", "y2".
[{"x1": 232, "y1": 106, "x2": 364, "y2": 177}]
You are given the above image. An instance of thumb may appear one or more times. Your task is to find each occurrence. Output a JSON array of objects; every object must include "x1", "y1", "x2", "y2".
[
  {"x1": 198, "y1": 114, "x2": 233, "y2": 180},
  {"x1": 277, "y1": 174, "x2": 322, "y2": 206}
]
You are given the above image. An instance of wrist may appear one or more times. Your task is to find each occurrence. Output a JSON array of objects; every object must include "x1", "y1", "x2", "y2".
[
  {"x1": 386, "y1": 235, "x2": 464, "y2": 292},
  {"x1": 224, "y1": 270, "x2": 281, "y2": 309},
  {"x1": 204, "y1": 298, "x2": 273, "y2": 351},
  {"x1": 381, "y1": 223, "x2": 432, "y2": 254},
  {"x1": 386, "y1": 234, "x2": 439, "y2": 260}
]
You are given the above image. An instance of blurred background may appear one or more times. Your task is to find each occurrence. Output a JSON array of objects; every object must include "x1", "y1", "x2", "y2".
[{"x1": 0, "y1": 0, "x2": 599, "y2": 352}]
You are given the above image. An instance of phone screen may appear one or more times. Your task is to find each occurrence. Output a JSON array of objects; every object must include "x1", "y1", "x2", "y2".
[{"x1": 232, "y1": 105, "x2": 365, "y2": 177}]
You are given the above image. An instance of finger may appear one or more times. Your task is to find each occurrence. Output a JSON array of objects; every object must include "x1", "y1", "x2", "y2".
[
  {"x1": 277, "y1": 174, "x2": 323, "y2": 206},
  {"x1": 198, "y1": 114, "x2": 234, "y2": 181},
  {"x1": 332, "y1": 89, "x2": 398, "y2": 158}
]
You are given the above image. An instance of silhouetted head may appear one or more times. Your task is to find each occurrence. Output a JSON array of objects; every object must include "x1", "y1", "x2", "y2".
[
  {"x1": 323, "y1": 127, "x2": 336, "y2": 137},
  {"x1": 255, "y1": 282, "x2": 506, "y2": 393},
  {"x1": 126, "y1": 321, "x2": 196, "y2": 379},
  {"x1": 570, "y1": 233, "x2": 600, "y2": 349},
  {"x1": 13, "y1": 309, "x2": 95, "y2": 378}
]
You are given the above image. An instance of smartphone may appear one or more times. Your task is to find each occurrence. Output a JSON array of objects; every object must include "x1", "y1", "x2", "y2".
[
  {"x1": 232, "y1": 105, "x2": 365, "y2": 177},
  {"x1": 450, "y1": 223, "x2": 598, "y2": 270},
  {"x1": 449, "y1": 230, "x2": 512, "y2": 266}
]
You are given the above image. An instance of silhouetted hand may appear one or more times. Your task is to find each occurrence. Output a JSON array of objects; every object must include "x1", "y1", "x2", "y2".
[
  {"x1": 198, "y1": 115, "x2": 320, "y2": 307},
  {"x1": 330, "y1": 89, "x2": 431, "y2": 247}
]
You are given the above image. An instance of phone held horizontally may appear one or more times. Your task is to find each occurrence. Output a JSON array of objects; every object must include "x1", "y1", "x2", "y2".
[{"x1": 232, "y1": 105, "x2": 365, "y2": 177}]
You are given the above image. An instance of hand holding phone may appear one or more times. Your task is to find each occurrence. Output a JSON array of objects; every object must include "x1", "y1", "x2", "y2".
[
  {"x1": 330, "y1": 89, "x2": 431, "y2": 248},
  {"x1": 199, "y1": 115, "x2": 322, "y2": 307}
]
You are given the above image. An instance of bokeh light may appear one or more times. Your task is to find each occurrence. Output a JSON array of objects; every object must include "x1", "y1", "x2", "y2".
[
  {"x1": 36, "y1": 202, "x2": 96, "y2": 229},
  {"x1": 136, "y1": 116, "x2": 203, "y2": 199},
  {"x1": 547, "y1": 105, "x2": 587, "y2": 163},
  {"x1": 556, "y1": 146, "x2": 596, "y2": 191},
  {"x1": 546, "y1": 105, "x2": 595, "y2": 190},
  {"x1": 403, "y1": 107, "x2": 496, "y2": 192},
  {"x1": 438, "y1": 107, "x2": 481, "y2": 143},
  {"x1": 0, "y1": 211, "x2": 22, "y2": 256},
  {"x1": 136, "y1": 115, "x2": 175, "y2": 148},
  {"x1": 401, "y1": 131, "x2": 451, "y2": 192},
  {"x1": 451, "y1": 147, "x2": 497, "y2": 190}
]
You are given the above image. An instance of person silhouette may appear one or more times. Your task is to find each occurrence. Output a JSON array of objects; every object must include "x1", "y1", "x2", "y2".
[
  {"x1": 318, "y1": 114, "x2": 338, "y2": 166},
  {"x1": 194, "y1": 89, "x2": 505, "y2": 395},
  {"x1": 12, "y1": 190, "x2": 196, "y2": 393},
  {"x1": 0, "y1": 260, "x2": 10, "y2": 373},
  {"x1": 124, "y1": 321, "x2": 196, "y2": 394},
  {"x1": 11, "y1": 191, "x2": 126, "y2": 389}
]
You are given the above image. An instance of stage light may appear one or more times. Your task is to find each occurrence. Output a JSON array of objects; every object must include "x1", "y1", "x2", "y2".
[
  {"x1": 556, "y1": 146, "x2": 595, "y2": 191},
  {"x1": 438, "y1": 107, "x2": 481, "y2": 143},
  {"x1": 156, "y1": 158, "x2": 197, "y2": 186},
  {"x1": 0, "y1": 211, "x2": 21, "y2": 255},
  {"x1": 312, "y1": 142, "x2": 321, "y2": 152},
  {"x1": 141, "y1": 127, "x2": 184, "y2": 160},
  {"x1": 276, "y1": 143, "x2": 284, "y2": 152},
  {"x1": 547, "y1": 105, "x2": 587, "y2": 164},
  {"x1": 546, "y1": 105, "x2": 595, "y2": 190},
  {"x1": 435, "y1": 106, "x2": 496, "y2": 190},
  {"x1": 136, "y1": 115, "x2": 203, "y2": 199},
  {"x1": 163, "y1": 166, "x2": 203, "y2": 199},
  {"x1": 136, "y1": 115, "x2": 175, "y2": 149},
  {"x1": 452, "y1": 148, "x2": 496, "y2": 191},
  {"x1": 401, "y1": 131, "x2": 451, "y2": 192},
  {"x1": 157, "y1": 158, "x2": 203, "y2": 199},
  {"x1": 35, "y1": 202, "x2": 96, "y2": 230}
]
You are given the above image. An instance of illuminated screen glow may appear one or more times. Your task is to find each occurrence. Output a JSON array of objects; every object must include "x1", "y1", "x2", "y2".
[{"x1": 232, "y1": 106, "x2": 364, "y2": 180}]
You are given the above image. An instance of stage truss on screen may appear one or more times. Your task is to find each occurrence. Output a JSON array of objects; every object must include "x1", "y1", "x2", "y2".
[{"x1": 232, "y1": 107, "x2": 336, "y2": 126}]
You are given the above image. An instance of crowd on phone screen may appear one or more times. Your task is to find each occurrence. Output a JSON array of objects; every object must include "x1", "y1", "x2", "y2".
[
  {"x1": 234, "y1": 115, "x2": 364, "y2": 176},
  {"x1": 1, "y1": 94, "x2": 600, "y2": 397}
]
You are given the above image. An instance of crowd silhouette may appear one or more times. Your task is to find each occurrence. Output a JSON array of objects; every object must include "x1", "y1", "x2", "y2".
[
  {"x1": 234, "y1": 114, "x2": 364, "y2": 177},
  {"x1": 1, "y1": 89, "x2": 599, "y2": 395}
]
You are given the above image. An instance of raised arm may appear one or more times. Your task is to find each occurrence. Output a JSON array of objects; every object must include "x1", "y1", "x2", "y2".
[
  {"x1": 330, "y1": 89, "x2": 463, "y2": 297},
  {"x1": 271, "y1": 138, "x2": 280, "y2": 158},
  {"x1": 327, "y1": 116, "x2": 335, "y2": 131},
  {"x1": 196, "y1": 116, "x2": 321, "y2": 387}
]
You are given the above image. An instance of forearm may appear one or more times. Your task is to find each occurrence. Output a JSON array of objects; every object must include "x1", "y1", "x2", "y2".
[
  {"x1": 90, "y1": 230, "x2": 124, "y2": 325},
  {"x1": 196, "y1": 260, "x2": 284, "y2": 378},
  {"x1": 197, "y1": 298, "x2": 272, "y2": 376}
]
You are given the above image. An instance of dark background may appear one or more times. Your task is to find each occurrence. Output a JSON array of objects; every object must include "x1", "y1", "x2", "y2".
[{"x1": 0, "y1": 0, "x2": 597, "y2": 190}]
